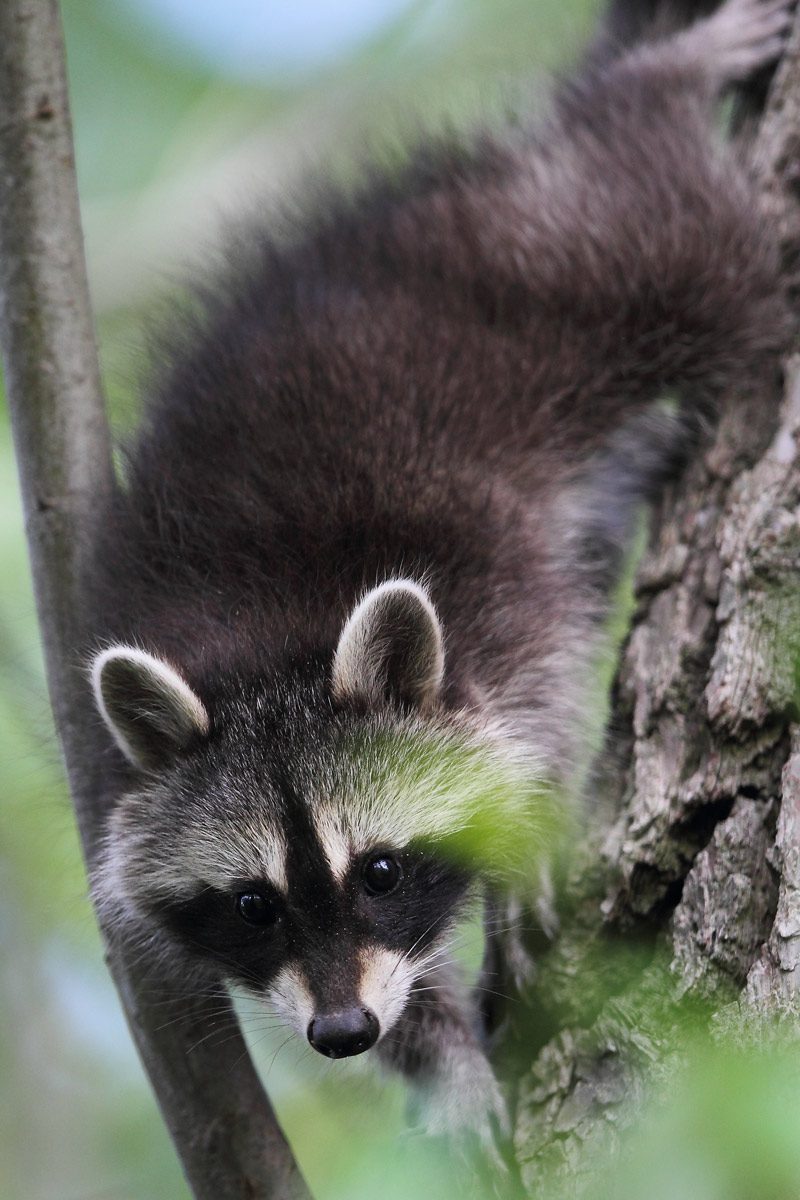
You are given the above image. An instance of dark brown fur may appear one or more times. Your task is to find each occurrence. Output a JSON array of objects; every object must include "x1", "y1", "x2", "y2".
[{"x1": 92, "y1": 17, "x2": 785, "y2": 761}]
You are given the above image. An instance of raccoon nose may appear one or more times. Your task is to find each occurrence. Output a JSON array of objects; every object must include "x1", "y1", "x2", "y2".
[{"x1": 307, "y1": 1007, "x2": 379, "y2": 1058}]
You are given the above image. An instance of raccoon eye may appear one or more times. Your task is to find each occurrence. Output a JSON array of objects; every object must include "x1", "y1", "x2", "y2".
[
  {"x1": 362, "y1": 853, "x2": 402, "y2": 896},
  {"x1": 236, "y1": 891, "x2": 279, "y2": 926}
]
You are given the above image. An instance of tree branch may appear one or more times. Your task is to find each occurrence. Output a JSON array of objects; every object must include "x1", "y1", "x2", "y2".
[{"x1": 0, "y1": 3, "x2": 311, "y2": 1197}]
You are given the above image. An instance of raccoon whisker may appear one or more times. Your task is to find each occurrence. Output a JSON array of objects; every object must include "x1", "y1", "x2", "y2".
[
  {"x1": 409, "y1": 957, "x2": 458, "y2": 982},
  {"x1": 396, "y1": 912, "x2": 456, "y2": 970},
  {"x1": 223, "y1": 1036, "x2": 276, "y2": 1080},
  {"x1": 241, "y1": 1028, "x2": 296, "y2": 1055},
  {"x1": 407, "y1": 928, "x2": 458, "y2": 966},
  {"x1": 263, "y1": 1033, "x2": 297, "y2": 1078},
  {"x1": 241, "y1": 1011, "x2": 293, "y2": 1034},
  {"x1": 152, "y1": 1008, "x2": 241, "y2": 1035},
  {"x1": 407, "y1": 960, "x2": 456, "y2": 985},
  {"x1": 402, "y1": 1001, "x2": 448, "y2": 1015},
  {"x1": 102, "y1": 940, "x2": 186, "y2": 978},
  {"x1": 140, "y1": 974, "x2": 266, "y2": 1022},
  {"x1": 134, "y1": 987, "x2": 230, "y2": 1010},
  {"x1": 297, "y1": 1046, "x2": 316, "y2": 1068},
  {"x1": 394, "y1": 946, "x2": 440, "y2": 986},
  {"x1": 481, "y1": 917, "x2": 549, "y2": 937},
  {"x1": 142, "y1": 989, "x2": 242, "y2": 1020},
  {"x1": 407, "y1": 984, "x2": 459, "y2": 995},
  {"x1": 471, "y1": 984, "x2": 518, "y2": 1004},
  {"x1": 236, "y1": 1019, "x2": 293, "y2": 1036},
  {"x1": 219, "y1": 1015, "x2": 298, "y2": 1079},
  {"x1": 231, "y1": 964, "x2": 274, "y2": 990},
  {"x1": 472, "y1": 904, "x2": 549, "y2": 933},
  {"x1": 185, "y1": 1022, "x2": 251, "y2": 1057},
  {"x1": 235, "y1": 1005, "x2": 274, "y2": 1024},
  {"x1": 408, "y1": 944, "x2": 459, "y2": 976},
  {"x1": 410, "y1": 950, "x2": 460, "y2": 979}
]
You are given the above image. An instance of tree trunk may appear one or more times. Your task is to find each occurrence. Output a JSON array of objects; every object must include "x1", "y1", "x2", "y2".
[
  {"x1": 0, "y1": 4, "x2": 309, "y2": 1197},
  {"x1": 508, "y1": 19, "x2": 800, "y2": 1193}
]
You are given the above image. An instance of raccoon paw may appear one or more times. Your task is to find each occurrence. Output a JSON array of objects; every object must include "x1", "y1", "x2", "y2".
[
  {"x1": 687, "y1": 0, "x2": 795, "y2": 82},
  {"x1": 410, "y1": 1054, "x2": 512, "y2": 1176}
]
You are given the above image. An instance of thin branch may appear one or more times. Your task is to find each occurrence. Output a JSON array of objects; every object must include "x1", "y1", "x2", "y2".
[
  {"x1": 0, "y1": 3, "x2": 311, "y2": 1197},
  {"x1": 0, "y1": 0, "x2": 113, "y2": 846}
]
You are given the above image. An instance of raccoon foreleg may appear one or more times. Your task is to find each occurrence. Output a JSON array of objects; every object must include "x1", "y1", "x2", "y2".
[{"x1": 377, "y1": 965, "x2": 510, "y2": 1158}]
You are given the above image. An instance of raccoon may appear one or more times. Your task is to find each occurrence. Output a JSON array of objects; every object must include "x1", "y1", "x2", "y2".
[{"x1": 88, "y1": 0, "x2": 791, "y2": 1162}]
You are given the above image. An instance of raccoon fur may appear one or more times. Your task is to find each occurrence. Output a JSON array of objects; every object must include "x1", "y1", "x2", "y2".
[{"x1": 88, "y1": 0, "x2": 791, "y2": 1160}]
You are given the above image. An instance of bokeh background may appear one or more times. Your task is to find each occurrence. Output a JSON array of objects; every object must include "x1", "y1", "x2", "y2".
[{"x1": 4, "y1": 3, "x2": 800, "y2": 1200}]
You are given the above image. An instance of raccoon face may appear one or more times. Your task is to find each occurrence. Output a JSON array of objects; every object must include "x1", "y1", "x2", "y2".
[
  {"x1": 149, "y1": 813, "x2": 472, "y2": 1058},
  {"x1": 91, "y1": 581, "x2": 483, "y2": 1056}
]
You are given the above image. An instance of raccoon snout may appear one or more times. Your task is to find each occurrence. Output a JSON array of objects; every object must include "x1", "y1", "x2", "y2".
[{"x1": 307, "y1": 1007, "x2": 379, "y2": 1058}]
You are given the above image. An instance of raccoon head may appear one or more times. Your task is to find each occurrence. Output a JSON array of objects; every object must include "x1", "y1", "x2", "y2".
[{"x1": 90, "y1": 580, "x2": 538, "y2": 1058}]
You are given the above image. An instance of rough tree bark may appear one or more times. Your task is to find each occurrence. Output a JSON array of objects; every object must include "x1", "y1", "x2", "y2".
[
  {"x1": 0, "y1": 4, "x2": 310, "y2": 1198},
  {"x1": 508, "y1": 14, "x2": 800, "y2": 1194}
]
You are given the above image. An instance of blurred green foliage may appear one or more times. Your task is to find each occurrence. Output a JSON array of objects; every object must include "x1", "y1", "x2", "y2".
[{"x1": 3, "y1": 2, "x2": 800, "y2": 1199}]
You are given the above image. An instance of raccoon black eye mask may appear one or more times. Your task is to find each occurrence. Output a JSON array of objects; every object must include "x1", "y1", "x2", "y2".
[{"x1": 87, "y1": 0, "x2": 791, "y2": 1167}]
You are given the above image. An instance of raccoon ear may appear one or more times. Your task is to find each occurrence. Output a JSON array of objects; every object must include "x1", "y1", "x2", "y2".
[
  {"x1": 91, "y1": 646, "x2": 210, "y2": 770},
  {"x1": 332, "y1": 580, "x2": 444, "y2": 710}
]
